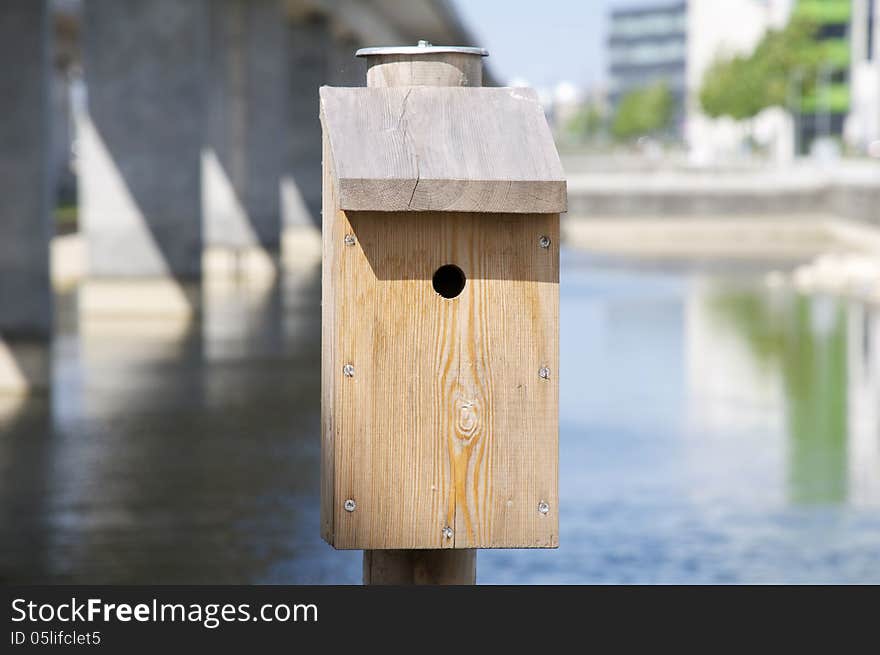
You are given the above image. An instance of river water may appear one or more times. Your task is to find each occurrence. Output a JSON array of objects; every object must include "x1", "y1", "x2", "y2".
[{"x1": 2, "y1": 249, "x2": 879, "y2": 583}]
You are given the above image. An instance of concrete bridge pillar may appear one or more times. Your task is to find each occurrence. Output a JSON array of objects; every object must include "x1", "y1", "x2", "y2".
[
  {"x1": 282, "y1": 13, "x2": 331, "y2": 263},
  {"x1": 0, "y1": 0, "x2": 52, "y2": 393},
  {"x1": 328, "y1": 32, "x2": 365, "y2": 87},
  {"x1": 79, "y1": 0, "x2": 209, "y2": 316},
  {"x1": 203, "y1": 0, "x2": 289, "y2": 278}
]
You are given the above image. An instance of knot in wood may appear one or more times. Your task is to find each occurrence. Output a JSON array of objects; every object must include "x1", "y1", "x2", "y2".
[{"x1": 455, "y1": 399, "x2": 480, "y2": 441}]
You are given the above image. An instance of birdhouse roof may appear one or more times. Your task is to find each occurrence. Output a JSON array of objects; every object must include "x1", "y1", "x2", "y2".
[{"x1": 320, "y1": 86, "x2": 566, "y2": 214}]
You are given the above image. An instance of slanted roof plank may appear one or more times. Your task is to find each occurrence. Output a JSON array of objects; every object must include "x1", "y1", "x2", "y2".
[{"x1": 320, "y1": 86, "x2": 567, "y2": 214}]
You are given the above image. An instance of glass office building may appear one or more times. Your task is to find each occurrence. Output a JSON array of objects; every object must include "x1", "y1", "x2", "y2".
[
  {"x1": 792, "y1": 0, "x2": 852, "y2": 151},
  {"x1": 608, "y1": 1, "x2": 688, "y2": 136}
]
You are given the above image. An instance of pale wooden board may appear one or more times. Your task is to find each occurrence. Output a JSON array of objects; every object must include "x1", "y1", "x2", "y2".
[
  {"x1": 319, "y1": 86, "x2": 567, "y2": 214},
  {"x1": 322, "y1": 208, "x2": 559, "y2": 550},
  {"x1": 363, "y1": 549, "x2": 477, "y2": 584},
  {"x1": 320, "y1": 131, "x2": 338, "y2": 544},
  {"x1": 365, "y1": 53, "x2": 483, "y2": 88}
]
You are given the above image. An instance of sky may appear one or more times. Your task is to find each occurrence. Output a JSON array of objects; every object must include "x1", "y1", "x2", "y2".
[{"x1": 450, "y1": 0, "x2": 650, "y2": 91}]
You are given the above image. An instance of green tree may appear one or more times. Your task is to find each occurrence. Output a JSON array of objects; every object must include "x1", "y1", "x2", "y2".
[
  {"x1": 700, "y1": 55, "x2": 766, "y2": 120},
  {"x1": 563, "y1": 104, "x2": 604, "y2": 143},
  {"x1": 611, "y1": 82, "x2": 674, "y2": 140},
  {"x1": 699, "y1": 17, "x2": 824, "y2": 120}
]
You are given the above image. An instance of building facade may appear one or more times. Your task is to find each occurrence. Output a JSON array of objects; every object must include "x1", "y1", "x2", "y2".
[
  {"x1": 686, "y1": 0, "x2": 794, "y2": 162},
  {"x1": 847, "y1": 0, "x2": 880, "y2": 153},
  {"x1": 607, "y1": 0, "x2": 879, "y2": 159},
  {"x1": 608, "y1": 1, "x2": 688, "y2": 136},
  {"x1": 790, "y1": 0, "x2": 852, "y2": 152},
  {"x1": 687, "y1": 0, "x2": 878, "y2": 158}
]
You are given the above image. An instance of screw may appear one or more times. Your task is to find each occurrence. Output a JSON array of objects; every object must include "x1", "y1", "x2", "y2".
[
  {"x1": 538, "y1": 501, "x2": 550, "y2": 515},
  {"x1": 343, "y1": 364, "x2": 355, "y2": 378},
  {"x1": 344, "y1": 234, "x2": 356, "y2": 247},
  {"x1": 442, "y1": 526, "x2": 454, "y2": 540},
  {"x1": 538, "y1": 366, "x2": 550, "y2": 379},
  {"x1": 344, "y1": 499, "x2": 356, "y2": 512},
  {"x1": 538, "y1": 235, "x2": 551, "y2": 249}
]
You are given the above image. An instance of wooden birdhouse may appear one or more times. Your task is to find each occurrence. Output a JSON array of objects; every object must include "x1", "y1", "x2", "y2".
[{"x1": 320, "y1": 43, "x2": 565, "y2": 553}]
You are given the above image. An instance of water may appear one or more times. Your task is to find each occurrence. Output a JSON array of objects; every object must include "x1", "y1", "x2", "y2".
[
  {"x1": 485, "y1": 251, "x2": 880, "y2": 583},
  {"x1": 2, "y1": 250, "x2": 879, "y2": 584}
]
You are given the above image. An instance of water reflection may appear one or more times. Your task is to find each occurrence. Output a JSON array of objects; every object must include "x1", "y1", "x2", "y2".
[
  {"x1": 0, "y1": 262, "x2": 359, "y2": 584},
  {"x1": 847, "y1": 303, "x2": 880, "y2": 507},
  {"x1": 482, "y1": 251, "x2": 880, "y2": 583},
  {"x1": 0, "y1": 396, "x2": 53, "y2": 583},
  {"x1": 699, "y1": 282, "x2": 850, "y2": 505},
  {"x1": 1, "y1": 251, "x2": 879, "y2": 583}
]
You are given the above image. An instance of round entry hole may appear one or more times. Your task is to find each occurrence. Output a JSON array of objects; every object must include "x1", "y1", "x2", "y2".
[{"x1": 432, "y1": 264, "x2": 466, "y2": 299}]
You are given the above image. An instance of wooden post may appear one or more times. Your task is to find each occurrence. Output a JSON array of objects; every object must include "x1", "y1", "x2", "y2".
[
  {"x1": 360, "y1": 41, "x2": 485, "y2": 88},
  {"x1": 363, "y1": 549, "x2": 476, "y2": 585},
  {"x1": 357, "y1": 42, "x2": 486, "y2": 585}
]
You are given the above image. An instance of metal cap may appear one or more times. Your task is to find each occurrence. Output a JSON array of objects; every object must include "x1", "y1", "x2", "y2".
[{"x1": 356, "y1": 40, "x2": 488, "y2": 57}]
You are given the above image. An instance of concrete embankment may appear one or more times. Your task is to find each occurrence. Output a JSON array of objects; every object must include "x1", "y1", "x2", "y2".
[
  {"x1": 565, "y1": 162, "x2": 879, "y2": 224},
  {"x1": 562, "y1": 159, "x2": 880, "y2": 300}
]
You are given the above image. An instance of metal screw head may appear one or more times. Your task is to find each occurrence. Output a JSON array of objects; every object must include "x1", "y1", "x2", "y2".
[
  {"x1": 538, "y1": 235, "x2": 551, "y2": 249},
  {"x1": 538, "y1": 366, "x2": 550, "y2": 379},
  {"x1": 344, "y1": 499, "x2": 356, "y2": 512},
  {"x1": 343, "y1": 364, "x2": 355, "y2": 378},
  {"x1": 344, "y1": 234, "x2": 356, "y2": 247},
  {"x1": 538, "y1": 501, "x2": 550, "y2": 515},
  {"x1": 442, "y1": 526, "x2": 454, "y2": 539}
]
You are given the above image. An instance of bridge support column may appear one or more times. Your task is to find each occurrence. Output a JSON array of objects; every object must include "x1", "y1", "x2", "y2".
[
  {"x1": 0, "y1": 0, "x2": 52, "y2": 393},
  {"x1": 203, "y1": 0, "x2": 289, "y2": 280},
  {"x1": 328, "y1": 32, "x2": 364, "y2": 87},
  {"x1": 281, "y1": 13, "x2": 331, "y2": 266},
  {"x1": 79, "y1": 0, "x2": 208, "y2": 316}
]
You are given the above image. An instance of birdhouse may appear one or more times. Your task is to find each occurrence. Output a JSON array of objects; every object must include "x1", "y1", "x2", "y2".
[{"x1": 320, "y1": 44, "x2": 565, "y2": 551}]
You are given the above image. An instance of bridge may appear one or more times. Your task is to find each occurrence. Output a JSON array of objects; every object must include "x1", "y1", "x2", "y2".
[{"x1": 0, "y1": 0, "x2": 480, "y2": 392}]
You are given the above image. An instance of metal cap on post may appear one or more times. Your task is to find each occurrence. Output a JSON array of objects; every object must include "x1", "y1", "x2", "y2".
[{"x1": 356, "y1": 40, "x2": 488, "y2": 88}]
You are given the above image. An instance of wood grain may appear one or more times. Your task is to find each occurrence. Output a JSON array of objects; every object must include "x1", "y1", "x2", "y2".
[
  {"x1": 319, "y1": 86, "x2": 567, "y2": 214},
  {"x1": 321, "y1": 209, "x2": 559, "y2": 549},
  {"x1": 319, "y1": 130, "x2": 338, "y2": 544},
  {"x1": 363, "y1": 549, "x2": 477, "y2": 584},
  {"x1": 365, "y1": 53, "x2": 483, "y2": 88}
]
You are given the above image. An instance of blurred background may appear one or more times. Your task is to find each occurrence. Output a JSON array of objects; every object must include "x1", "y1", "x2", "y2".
[{"x1": 1, "y1": 0, "x2": 879, "y2": 584}]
